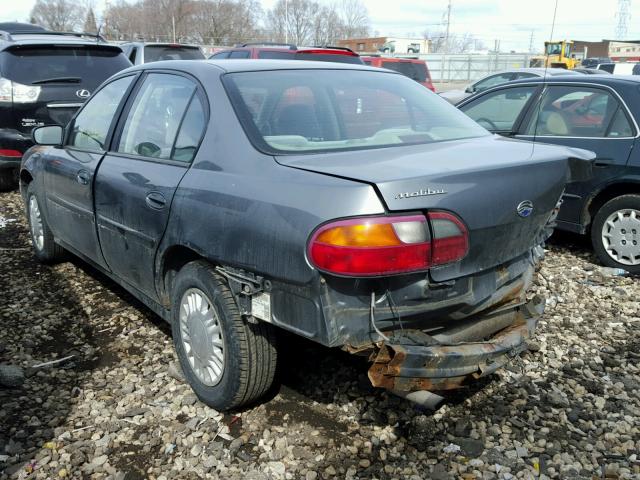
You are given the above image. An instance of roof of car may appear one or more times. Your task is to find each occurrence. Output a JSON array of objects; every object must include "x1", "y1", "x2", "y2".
[
  {"x1": 205, "y1": 59, "x2": 379, "y2": 73},
  {"x1": 126, "y1": 59, "x2": 383, "y2": 75},
  {"x1": 120, "y1": 41, "x2": 201, "y2": 48},
  {"x1": 217, "y1": 44, "x2": 359, "y2": 55},
  {"x1": 0, "y1": 31, "x2": 115, "y2": 50},
  {"x1": 505, "y1": 73, "x2": 640, "y2": 87}
]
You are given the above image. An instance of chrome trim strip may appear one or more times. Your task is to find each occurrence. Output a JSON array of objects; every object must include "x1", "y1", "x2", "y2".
[{"x1": 46, "y1": 103, "x2": 83, "y2": 108}]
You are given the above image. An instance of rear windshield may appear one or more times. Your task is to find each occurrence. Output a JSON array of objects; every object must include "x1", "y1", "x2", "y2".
[
  {"x1": 1, "y1": 46, "x2": 130, "y2": 85},
  {"x1": 295, "y1": 52, "x2": 363, "y2": 64},
  {"x1": 224, "y1": 69, "x2": 488, "y2": 154},
  {"x1": 258, "y1": 50, "x2": 295, "y2": 59},
  {"x1": 257, "y1": 50, "x2": 363, "y2": 64},
  {"x1": 382, "y1": 61, "x2": 428, "y2": 82},
  {"x1": 144, "y1": 45, "x2": 204, "y2": 62}
]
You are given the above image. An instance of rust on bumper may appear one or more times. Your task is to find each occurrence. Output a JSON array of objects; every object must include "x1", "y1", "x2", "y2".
[{"x1": 368, "y1": 295, "x2": 544, "y2": 392}]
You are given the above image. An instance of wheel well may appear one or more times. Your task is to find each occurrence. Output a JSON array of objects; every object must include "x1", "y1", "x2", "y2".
[
  {"x1": 19, "y1": 169, "x2": 33, "y2": 186},
  {"x1": 585, "y1": 182, "x2": 640, "y2": 228},
  {"x1": 160, "y1": 246, "x2": 208, "y2": 305}
]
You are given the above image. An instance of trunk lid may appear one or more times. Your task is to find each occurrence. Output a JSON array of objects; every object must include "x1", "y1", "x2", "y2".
[{"x1": 276, "y1": 135, "x2": 593, "y2": 281}]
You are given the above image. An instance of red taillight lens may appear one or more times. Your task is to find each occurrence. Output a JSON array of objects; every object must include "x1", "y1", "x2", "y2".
[
  {"x1": 0, "y1": 149, "x2": 22, "y2": 157},
  {"x1": 309, "y1": 215, "x2": 431, "y2": 276},
  {"x1": 429, "y1": 211, "x2": 469, "y2": 265},
  {"x1": 308, "y1": 212, "x2": 468, "y2": 277}
]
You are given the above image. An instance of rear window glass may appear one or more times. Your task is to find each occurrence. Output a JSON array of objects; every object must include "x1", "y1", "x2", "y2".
[
  {"x1": 258, "y1": 51, "x2": 295, "y2": 59},
  {"x1": 381, "y1": 61, "x2": 428, "y2": 82},
  {"x1": 1, "y1": 46, "x2": 130, "y2": 86},
  {"x1": 143, "y1": 45, "x2": 204, "y2": 62},
  {"x1": 224, "y1": 69, "x2": 488, "y2": 154},
  {"x1": 295, "y1": 53, "x2": 363, "y2": 64}
]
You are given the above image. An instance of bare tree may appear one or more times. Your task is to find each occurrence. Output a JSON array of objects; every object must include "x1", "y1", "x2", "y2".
[
  {"x1": 266, "y1": 0, "x2": 317, "y2": 45},
  {"x1": 312, "y1": 5, "x2": 343, "y2": 45},
  {"x1": 339, "y1": 0, "x2": 369, "y2": 38},
  {"x1": 191, "y1": 0, "x2": 262, "y2": 45},
  {"x1": 83, "y1": 7, "x2": 97, "y2": 33},
  {"x1": 29, "y1": 0, "x2": 86, "y2": 31},
  {"x1": 423, "y1": 30, "x2": 483, "y2": 54}
]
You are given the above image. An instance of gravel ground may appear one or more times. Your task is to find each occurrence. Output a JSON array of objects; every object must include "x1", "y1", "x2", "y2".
[{"x1": 1, "y1": 189, "x2": 639, "y2": 480}]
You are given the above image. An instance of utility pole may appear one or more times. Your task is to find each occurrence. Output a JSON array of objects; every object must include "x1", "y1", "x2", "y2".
[
  {"x1": 285, "y1": 0, "x2": 289, "y2": 43},
  {"x1": 529, "y1": 30, "x2": 535, "y2": 53},
  {"x1": 172, "y1": 16, "x2": 176, "y2": 43},
  {"x1": 444, "y1": 0, "x2": 452, "y2": 54}
]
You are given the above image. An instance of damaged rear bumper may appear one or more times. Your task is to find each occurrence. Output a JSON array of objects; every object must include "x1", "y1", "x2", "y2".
[{"x1": 368, "y1": 295, "x2": 544, "y2": 392}]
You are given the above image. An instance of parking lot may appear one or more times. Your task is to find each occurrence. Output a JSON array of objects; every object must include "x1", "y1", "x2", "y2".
[{"x1": 1, "y1": 187, "x2": 639, "y2": 479}]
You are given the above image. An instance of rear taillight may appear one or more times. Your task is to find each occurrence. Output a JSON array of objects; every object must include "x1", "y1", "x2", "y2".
[
  {"x1": 308, "y1": 212, "x2": 468, "y2": 277},
  {"x1": 0, "y1": 77, "x2": 41, "y2": 104},
  {"x1": 0, "y1": 149, "x2": 22, "y2": 157},
  {"x1": 429, "y1": 211, "x2": 469, "y2": 264}
]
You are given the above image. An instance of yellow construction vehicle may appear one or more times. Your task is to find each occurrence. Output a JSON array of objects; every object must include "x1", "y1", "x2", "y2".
[{"x1": 543, "y1": 40, "x2": 578, "y2": 69}]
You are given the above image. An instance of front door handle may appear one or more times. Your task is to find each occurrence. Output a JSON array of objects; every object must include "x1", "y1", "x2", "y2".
[
  {"x1": 145, "y1": 192, "x2": 166, "y2": 210},
  {"x1": 76, "y1": 170, "x2": 90, "y2": 185}
]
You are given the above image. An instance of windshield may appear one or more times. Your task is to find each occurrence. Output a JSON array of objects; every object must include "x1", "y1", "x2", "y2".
[
  {"x1": 224, "y1": 69, "x2": 488, "y2": 154},
  {"x1": 545, "y1": 43, "x2": 562, "y2": 55},
  {"x1": 144, "y1": 45, "x2": 204, "y2": 62},
  {"x1": 381, "y1": 61, "x2": 428, "y2": 82},
  {"x1": 0, "y1": 46, "x2": 130, "y2": 86}
]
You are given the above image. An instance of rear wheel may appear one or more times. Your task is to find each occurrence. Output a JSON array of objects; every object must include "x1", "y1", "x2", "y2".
[
  {"x1": 0, "y1": 169, "x2": 18, "y2": 192},
  {"x1": 171, "y1": 261, "x2": 277, "y2": 410},
  {"x1": 26, "y1": 183, "x2": 64, "y2": 263},
  {"x1": 591, "y1": 194, "x2": 640, "y2": 274}
]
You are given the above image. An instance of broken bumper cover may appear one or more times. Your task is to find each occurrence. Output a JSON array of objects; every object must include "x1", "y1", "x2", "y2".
[{"x1": 368, "y1": 295, "x2": 544, "y2": 392}]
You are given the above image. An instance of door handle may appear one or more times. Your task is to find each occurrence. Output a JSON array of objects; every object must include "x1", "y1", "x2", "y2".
[
  {"x1": 76, "y1": 170, "x2": 90, "y2": 185},
  {"x1": 145, "y1": 192, "x2": 166, "y2": 210}
]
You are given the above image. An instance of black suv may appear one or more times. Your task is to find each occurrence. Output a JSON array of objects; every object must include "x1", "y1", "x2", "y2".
[{"x1": 0, "y1": 25, "x2": 131, "y2": 189}]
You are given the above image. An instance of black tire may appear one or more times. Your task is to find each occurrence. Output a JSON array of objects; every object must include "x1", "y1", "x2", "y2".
[
  {"x1": 171, "y1": 261, "x2": 277, "y2": 411},
  {"x1": 25, "y1": 182, "x2": 65, "y2": 263},
  {"x1": 591, "y1": 194, "x2": 640, "y2": 274},
  {"x1": 0, "y1": 169, "x2": 17, "y2": 192}
]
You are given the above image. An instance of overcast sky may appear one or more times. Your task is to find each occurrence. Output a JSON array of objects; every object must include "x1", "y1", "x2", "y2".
[{"x1": 0, "y1": 0, "x2": 634, "y2": 52}]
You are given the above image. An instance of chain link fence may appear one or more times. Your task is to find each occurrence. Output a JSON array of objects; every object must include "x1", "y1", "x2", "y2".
[{"x1": 419, "y1": 53, "x2": 535, "y2": 83}]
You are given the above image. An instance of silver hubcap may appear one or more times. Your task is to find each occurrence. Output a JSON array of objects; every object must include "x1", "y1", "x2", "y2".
[
  {"x1": 29, "y1": 195, "x2": 44, "y2": 251},
  {"x1": 179, "y1": 288, "x2": 224, "y2": 386},
  {"x1": 601, "y1": 208, "x2": 640, "y2": 266}
]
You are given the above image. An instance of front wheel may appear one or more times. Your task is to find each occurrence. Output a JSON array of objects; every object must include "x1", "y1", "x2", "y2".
[
  {"x1": 26, "y1": 183, "x2": 64, "y2": 263},
  {"x1": 591, "y1": 194, "x2": 640, "y2": 274},
  {"x1": 171, "y1": 261, "x2": 277, "y2": 410}
]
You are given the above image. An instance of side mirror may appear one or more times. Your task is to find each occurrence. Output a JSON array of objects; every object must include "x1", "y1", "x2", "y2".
[
  {"x1": 33, "y1": 125, "x2": 63, "y2": 146},
  {"x1": 465, "y1": 85, "x2": 475, "y2": 94}
]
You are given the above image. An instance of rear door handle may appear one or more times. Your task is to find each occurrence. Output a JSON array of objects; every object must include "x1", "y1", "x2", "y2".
[
  {"x1": 145, "y1": 192, "x2": 166, "y2": 210},
  {"x1": 76, "y1": 170, "x2": 90, "y2": 185}
]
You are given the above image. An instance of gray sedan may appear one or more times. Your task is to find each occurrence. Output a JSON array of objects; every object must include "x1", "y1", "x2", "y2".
[
  {"x1": 20, "y1": 60, "x2": 591, "y2": 410},
  {"x1": 439, "y1": 67, "x2": 582, "y2": 104}
]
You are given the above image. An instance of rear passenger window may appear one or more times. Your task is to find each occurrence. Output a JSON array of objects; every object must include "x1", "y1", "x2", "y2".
[
  {"x1": 608, "y1": 108, "x2": 634, "y2": 137},
  {"x1": 229, "y1": 51, "x2": 250, "y2": 59},
  {"x1": 173, "y1": 96, "x2": 206, "y2": 162},
  {"x1": 117, "y1": 74, "x2": 195, "y2": 159},
  {"x1": 525, "y1": 86, "x2": 631, "y2": 137}
]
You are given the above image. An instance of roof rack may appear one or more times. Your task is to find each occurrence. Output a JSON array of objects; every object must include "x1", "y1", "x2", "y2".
[
  {"x1": 0, "y1": 30, "x2": 106, "y2": 42},
  {"x1": 236, "y1": 42, "x2": 297, "y2": 50}
]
